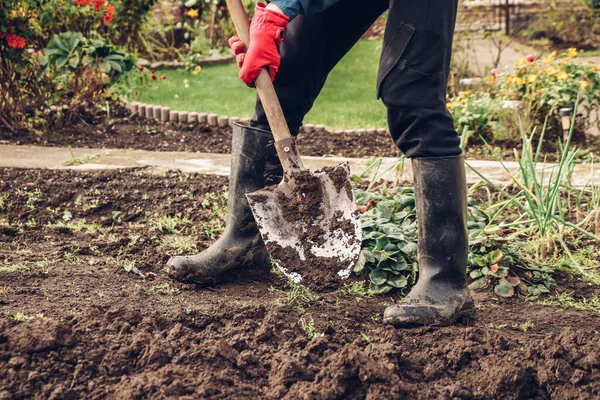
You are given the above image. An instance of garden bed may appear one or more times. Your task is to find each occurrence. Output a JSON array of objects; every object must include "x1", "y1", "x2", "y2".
[
  {"x1": 1, "y1": 168, "x2": 600, "y2": 398},
  {"x1": 2, "y1": 107, "x2": 595, "y2": 162}
]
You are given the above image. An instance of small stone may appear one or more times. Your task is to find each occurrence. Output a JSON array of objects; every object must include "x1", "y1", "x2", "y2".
[
  {"x1": 333, "y1": 129, "x2": 343, "y2": 134},
  {"x1": 376, "y1": 128, "x2": 387, "y2": 135},
  {"x1": 344, "y1": 129, "x2": 356, "y2": 135},
  {"x1": 160, "y1": 107, "x2": 170, "y2": 122},
  {"x1": 366, "y1": 128, "x2": 377, "y2": 135},
  {"x1": 188, "y1": 112, "x2": 198, "y2": 123},
  {"x1": 169, "y1": 111, "x2": 179, "y2": 122},
  {"x1": 356, "y1": 128, "x2": 365, "y2": 134},
  {"x1": 138, "y1": 104, "x2": 147, "y2": 118},
  {"x1": 178, "y1": 112, "x2": 188, "y2": 123},
  {"x1": 198, "y1": 113, "x2": 208, "y2": 123},
  {"x1": 208, "y1": 113, "x2": 218, "y2": 126},
  {"x1": 130, "y1": 102, "x2": 140, "y2": 115},
  {"x1": 303, "y1": 124, "x2": 315, "y2": 133},
  {"x1": 218, "y1": 116, "x2": 229, "y2": 127},
  {"x1": 145, "y1": 105, "x2": 154, "y2": 119},
  {"x1": 315, "y1": 124, "x2": 325, "y2": 133},
  {"x1": 152, "y1": 106, "x2": 161, "y2": 120}
]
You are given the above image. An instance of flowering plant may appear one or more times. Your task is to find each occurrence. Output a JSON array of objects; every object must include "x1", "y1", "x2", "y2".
[
  {"x1": 446, "y1": 91, "x2": 506, "y2": 143},
  {"x1": 496, "y1": 49, "x2": 600, "y2": 134}
]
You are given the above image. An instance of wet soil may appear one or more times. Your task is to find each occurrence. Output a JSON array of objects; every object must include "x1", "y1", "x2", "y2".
[
  {"x1": 249, "y1": 166, "x2": 359, "y2": 292},
  {"x1": 1, "y1": 168, "x2": 600, "y2": 399},
  {"x1": 0, "y1": 107, "x2": 400, "y2": 159}
]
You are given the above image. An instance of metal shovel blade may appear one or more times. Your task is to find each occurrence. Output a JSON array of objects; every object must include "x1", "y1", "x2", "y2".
[{"x1": 246, "y1": 162, "x2": 361, "y2": 291}]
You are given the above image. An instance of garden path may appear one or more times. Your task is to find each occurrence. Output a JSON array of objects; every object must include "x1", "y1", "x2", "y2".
[{"x1": 1, "y1": 144, "x2": 598, "y2": 187}]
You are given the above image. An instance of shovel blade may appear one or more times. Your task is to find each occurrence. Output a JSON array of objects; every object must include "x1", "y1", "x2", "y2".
[{"x1": 246, "y1": 162, "x2": 361, "y2": 291}]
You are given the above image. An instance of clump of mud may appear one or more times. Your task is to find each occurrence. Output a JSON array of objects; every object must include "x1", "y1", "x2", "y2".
[{"x1": 248, "y1": 165, "x2": 360, "y2": 292}]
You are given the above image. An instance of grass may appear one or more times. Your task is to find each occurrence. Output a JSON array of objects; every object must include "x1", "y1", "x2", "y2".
[
  {"x1": 137, "y1": 40, "x2": 388, "y2": 129},
  {"x1": 539, "y1": 291, "x2": 600, "y2": 313}
]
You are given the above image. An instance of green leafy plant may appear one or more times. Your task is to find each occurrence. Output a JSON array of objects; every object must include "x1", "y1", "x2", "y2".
[
  {"x1": 42, "y1": 32, "x2": 136, "y2": 78},
  {"x1": 354, "y1": 184, "x2": 556, "y2": 297},
  {"x1": 354, "y1": 187, "x2": 418, "y2": 294}
]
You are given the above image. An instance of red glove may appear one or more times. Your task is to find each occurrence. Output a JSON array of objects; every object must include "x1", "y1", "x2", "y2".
[{"x1": 228, "y1": 3, "x2": 289, "y2": 87}]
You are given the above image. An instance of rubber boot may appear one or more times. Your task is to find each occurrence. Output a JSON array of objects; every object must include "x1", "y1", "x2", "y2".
[
  {"x1": 166, "y1": 123, "x2": 283, "y2": 284},
  {"x1": 383, "y1": 155, "x2": 475, "y2": 326}
]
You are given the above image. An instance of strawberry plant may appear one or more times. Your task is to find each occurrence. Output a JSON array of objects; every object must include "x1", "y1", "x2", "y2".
[{"x1": 354, "y1": 187, "x2": 556, "y2": 297}]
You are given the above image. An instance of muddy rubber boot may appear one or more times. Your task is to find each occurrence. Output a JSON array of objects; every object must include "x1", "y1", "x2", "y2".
[
  {"x1": 383, "y1": 155, "x2": 475, "y2": 327},
  {"x1": 166, "y1": 123, "x2": 283, "y2": 284}
]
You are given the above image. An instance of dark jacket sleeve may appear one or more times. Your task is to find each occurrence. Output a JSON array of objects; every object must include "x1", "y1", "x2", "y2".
[{"x1": 270, "y1": 0, "x2": 342, "y2": 20}]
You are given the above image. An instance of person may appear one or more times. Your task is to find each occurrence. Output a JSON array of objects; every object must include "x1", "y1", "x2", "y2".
[{"x1": 166, "y1": 0, "x2": 474, "y2": 326}]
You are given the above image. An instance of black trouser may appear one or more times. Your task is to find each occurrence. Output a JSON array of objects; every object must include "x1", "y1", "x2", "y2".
[{"x1": 250, "y1": 0, "x2": 461, "y2": 158}]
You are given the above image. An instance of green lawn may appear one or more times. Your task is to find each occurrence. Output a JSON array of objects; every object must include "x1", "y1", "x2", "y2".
[{"x1": 137, "y1": 40, "x2": 388, "y2": 129}]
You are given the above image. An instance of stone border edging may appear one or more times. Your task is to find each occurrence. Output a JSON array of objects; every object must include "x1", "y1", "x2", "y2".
[{"x1": 123, "y1": 100, "x2": 390, "y2": 136}]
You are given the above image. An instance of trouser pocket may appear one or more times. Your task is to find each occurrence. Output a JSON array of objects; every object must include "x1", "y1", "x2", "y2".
[{"x1": 377, "y1": 1, "x2": 454, "y2": 109}]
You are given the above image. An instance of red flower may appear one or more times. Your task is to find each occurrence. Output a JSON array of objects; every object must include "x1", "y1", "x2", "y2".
[
  {"x1": 94, "y1": 0, "x2": 104, "y2": 11},
  {"x1": 161, "y1": 74, "x2": 167, "y2": 80},
  {"x1": 6, "y1": 33, "x2": 26, "y2": 49},
  {"x1": 139, "y1": 66, "x2": 144, "y2": 71},
  {"x1": 152, "y1": 75, "x2": 157, "y2": 80},
  {"x1": 103, "y1": 3, "x2": 115, "y2": 24},
  {"x1": 74, "y1": 0, "x2": 93, "y2": 5},
  {"x1": 569, "y1": 27, "x2": 575, "y2": 32},
  {"x1": 527, "y1": 55, "x2": 535, "y2": 62}
]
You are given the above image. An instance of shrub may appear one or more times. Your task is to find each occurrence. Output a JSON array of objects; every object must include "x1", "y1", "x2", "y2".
[
  {"x1": 0, "y1": 0, "x2": 142, "y2": 132},
  {"x1": 525, "y1": 0, "x2": 600, "y2": 49},
  {"x1": 446, "y1": 91, "x2": 507, "y2": 143}
]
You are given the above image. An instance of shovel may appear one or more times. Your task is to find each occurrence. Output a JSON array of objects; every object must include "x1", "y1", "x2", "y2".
[{"x1": 225, "y1": 0, "x2": 362, "y2": 291}]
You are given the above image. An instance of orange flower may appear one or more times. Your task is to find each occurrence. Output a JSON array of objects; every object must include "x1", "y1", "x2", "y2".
[
  {"x1": 6, "y1": 33, "x2": 26, "y2": 49},
  {"x1": 103, "y1": 3, "x2": 115, "y2": 24},
  {"x1": 74, "y1": 0, "x2": 93, "y2": 5}
]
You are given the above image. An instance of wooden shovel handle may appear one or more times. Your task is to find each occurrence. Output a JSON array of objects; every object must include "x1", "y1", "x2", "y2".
[{"x1": 225, "y1": 0, "x2": 305, "y2": 172}]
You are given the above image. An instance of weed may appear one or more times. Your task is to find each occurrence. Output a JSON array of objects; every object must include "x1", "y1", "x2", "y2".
[
  {"x1": 186, "y1": 304, "x2": 219, "y2": 316},
  {"x1": 160, "y1": 236, "x2": 198, "y2": 255},
  {"x1": 151, "y1": 215, "x2": 192, "y2": 234},
  {"x1": 516, "y1": 321, "x2": 535, "y2": 332},
  {"x1": 0, "y1": 193, "x2": 11, "y2": 210},
  {"x1": 25, "y1": 218, "x2": 37, "y2": 229},
  {"x1": 299, "y1": 316, "x2": 324, "y2": 340},
  {"x1": 65, "y1": 147, "x2": 101, "y2": 166},
  {"x1": 343, "y1": 282, "x2": 371, "y2": 297},
  {"x1": 360, "y1": 333, "x2": 372, "y2": 343},
  {"x1": 269, "y1": 281, "x2": 314, "y2": 313},
  {"x1": 151, "y1": 283, "x2": 181, "y2": 295},
  {"x1": 0, "y1": 263, "x2": 30, "y2": 274},
  {"x1": 47, "y1": 219, "x2": 103, "y2": 233},
  {"x1": 64, "y1": 248, "x2": 83, "y2": 264},
  {"x1": 6, "y1": 312, "x2": 43, "y2": 322},
  {"x1": 539, "y1": 291, "x2": 600, "y2": 313}
]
